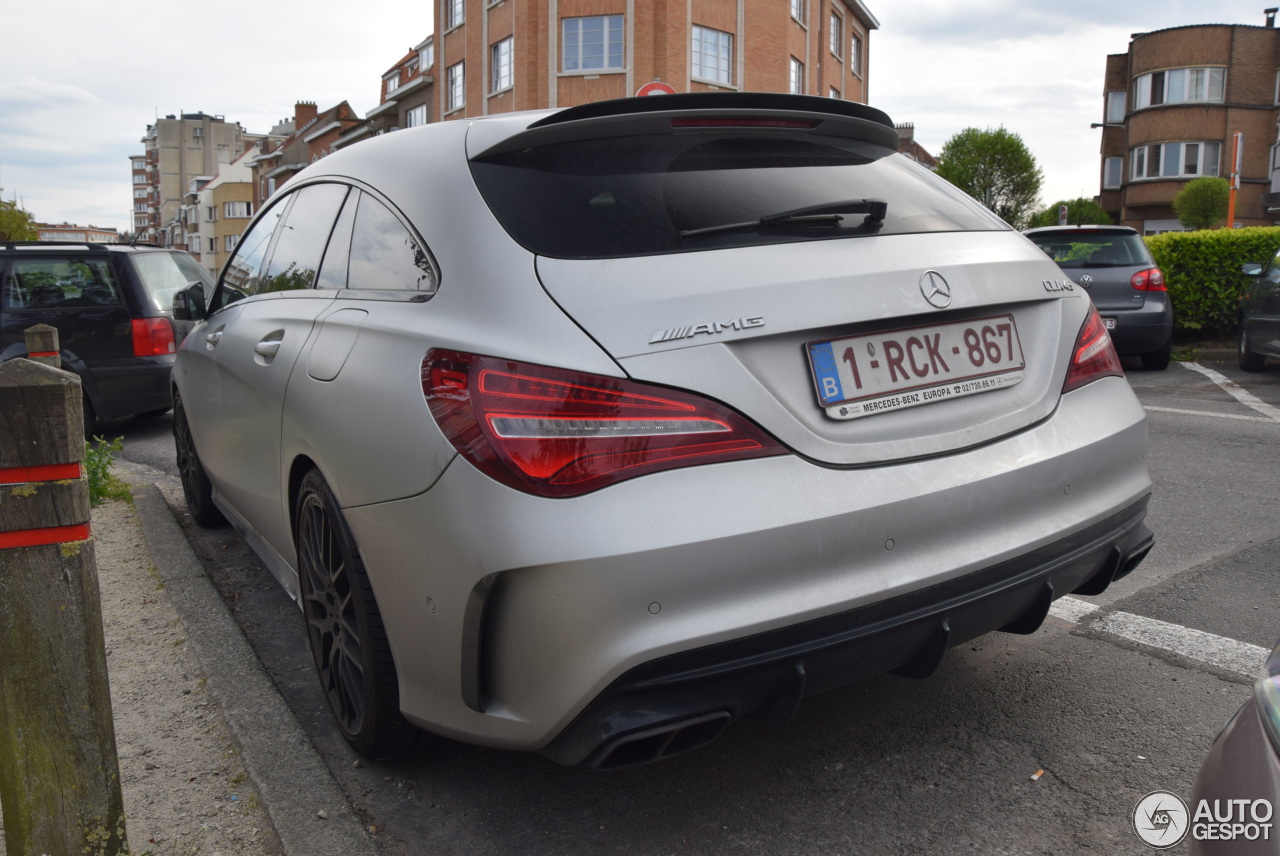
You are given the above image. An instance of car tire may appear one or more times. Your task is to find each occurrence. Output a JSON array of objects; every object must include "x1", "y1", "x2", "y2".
[
  {"x1": 1239, "y1": 326, "x2": 1266, "y2": 372},
  {"x1": 173, "y1": 392, "x2": 226, "y2": 527},
  {"x1": 295, "y1": 469, "x2": 414, "y2": 757},
  {"x1": 1140, "y1": 339, "x2": 1172, "y2": 371}
]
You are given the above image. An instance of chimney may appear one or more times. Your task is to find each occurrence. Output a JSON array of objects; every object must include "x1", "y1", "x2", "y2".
[
  {"x1": 1267, "y1": 7, "x2": 1278, "y2": 27},
  {"x1": 294, "y1": 100, "x2": 318, "y2": 128}
]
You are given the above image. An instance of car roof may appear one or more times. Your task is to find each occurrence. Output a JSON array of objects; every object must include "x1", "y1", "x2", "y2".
[{"x1": 0, "y1": 241, "x2": 168, "y2": 254}]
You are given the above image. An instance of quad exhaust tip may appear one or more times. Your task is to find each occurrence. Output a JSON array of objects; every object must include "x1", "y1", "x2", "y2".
[{"x1": 590, "y1": 712, "x2": 732, "y2": 771}]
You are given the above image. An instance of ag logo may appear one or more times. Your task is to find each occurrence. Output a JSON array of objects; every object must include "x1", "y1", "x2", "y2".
[{"x1": 1134, "y1": 791, "x2": 1189, "y2": 848}]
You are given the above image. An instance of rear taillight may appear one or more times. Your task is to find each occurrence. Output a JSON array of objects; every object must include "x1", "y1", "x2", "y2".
[
  {"x1": 132, "y1": 317, "x2": 176, "y2": 356},
  {"x1": 1062, "y1": 305, "x2": 1123, "y2": 393},
  {"x1": 1131, "y1": 267, "x2": 1165, "y2": 291},
  {"x1": 422, "y1": 350, "x2": 787, "y2": 498}
]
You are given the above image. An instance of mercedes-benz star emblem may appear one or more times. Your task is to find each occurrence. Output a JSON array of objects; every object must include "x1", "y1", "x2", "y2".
[{"x1": 919, "y1": 270, "x2": 952, "y2": 309}]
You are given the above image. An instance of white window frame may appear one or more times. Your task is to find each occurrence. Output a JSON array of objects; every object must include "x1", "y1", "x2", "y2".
[
  {"x1": 1103, "y1": 156, "x2": 1123, "y2": 189},
  {"x1": 790, "y1": 0, "x2": 805, "y2": 25},
  {"x1": 491, "y1": 37, "x2": 513, "y2": 93},
  {"x1": 1129, "y1": 141, "x2": 1222, "y2": 180},
  {"x1": 1105, "y1": 91, "x2": 1126, "y2": 124},
  {"x1": 446, "y1": 0, "x2": 464, "y2": 30},
  {"x1": 562, "y1": 15, "x2": 624, "y2": 72},
  {"x1": 223, "y1": 201, "x2": 253, "y2": 219},
  {"x1": 132, "y1": 174, "x2": 147, "y2": 184},
  {"x1": 829, "y1": 12, "x2": 842, "y2": 59},
  {"x1": 830, "y1": 86, "x2": 841, "y2": 99},
  {"x1": 385, "y1": 71, "x2": 400, "y2": 94},
  {"x1": 790, "y1": 57, "x2": 804, "y2": 95},
  {"x1": 1134, "y1": 67, "x2": 1225, "y2": 110},
  {"x1": 447, "y1": 61, "x2": 465, "y2": 112},
  {"x1": 406, "y1": 104, "x2": 428, "y2": 127},
  {"x1": 421, "y1": 41, "x2": 434, "y2": 71},
  {"x1": 850, "y1": 33, "x2": 862, "y2": 77},
  {"x1": 133, "y1": 188, "x2": 147, "y2": 198},
  {"x1": 691, "y1": 25, "x2": 733, "y2": 85},
  {"x1": 224, "y1": 234, "x2": 238, "y2": 253}
]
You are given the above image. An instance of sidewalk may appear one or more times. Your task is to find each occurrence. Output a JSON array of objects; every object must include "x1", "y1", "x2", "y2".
[{"x1": 1, "y1": 467, "x2": 378, "y2": 856}]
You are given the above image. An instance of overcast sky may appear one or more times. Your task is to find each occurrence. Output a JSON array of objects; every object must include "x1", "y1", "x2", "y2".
[{"x1": 1, "y1": 0, "x2": 1273, "y2": 233}]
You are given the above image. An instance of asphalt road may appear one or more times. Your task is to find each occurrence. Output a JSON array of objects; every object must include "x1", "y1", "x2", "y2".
[{"x1": 115, "y1": 354, "x2": 1280, "y2": 855}]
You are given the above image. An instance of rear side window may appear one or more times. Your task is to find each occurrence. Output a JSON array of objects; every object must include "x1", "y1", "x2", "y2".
[
  {"x1": 470, "y1": 132, "x2": 1005, "y2": 259},
  {"x1": 346, "y1": 193, "x2": 437, "y2": 292},
  {"x1": 1025, "y1": 231, "x2": 1153, "y2": 269},
  {"x1": 2, "y1": 258, "x2": 121, "y2": 309},
  {"x1": 130, "y1": 251, "x2": 214, "y2": 312}
]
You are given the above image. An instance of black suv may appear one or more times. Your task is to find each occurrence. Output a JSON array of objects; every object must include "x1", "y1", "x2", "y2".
[{"x1": 0, "y1": 241, "x2": 213, "y2": 435}]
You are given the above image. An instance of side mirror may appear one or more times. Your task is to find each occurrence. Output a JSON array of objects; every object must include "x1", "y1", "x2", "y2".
[
  {"x1": 172, "y1": 282, "x2": 207, "y2": 321},
  {"x1": 1242, "y1": 263, "x2": 1264, "y2": 277}
]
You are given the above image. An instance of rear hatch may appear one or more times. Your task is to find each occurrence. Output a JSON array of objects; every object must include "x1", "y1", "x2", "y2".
[
  {"x1": 468, "y1": 95, "x2": 1087, "y2": 466},
  {"x1": 1023, "y1": 227, "x2": 1156, "y2": 314}
]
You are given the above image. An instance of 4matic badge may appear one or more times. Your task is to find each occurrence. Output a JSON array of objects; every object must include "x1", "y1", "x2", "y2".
[{"x1": 650, "y1": 316, "x2": 764, "y2": 344}]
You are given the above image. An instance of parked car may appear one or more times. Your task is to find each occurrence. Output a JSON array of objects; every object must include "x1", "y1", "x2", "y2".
[
  {"x1": 1189, "y1": 638, "x2": 1280, "y2": 854},
  {"x1": 1238, "y1": 253, "x2": 1280, "y2": 372},
  {"x1": 1022, "y1": 225, "x2": 1173, "y2": 370},
  {"x1": 0, "y1": 241, "x2": 212, "y2": 436},
  {"x1": 172, "y1": 93, "x2": 1154, "y2": 768}
]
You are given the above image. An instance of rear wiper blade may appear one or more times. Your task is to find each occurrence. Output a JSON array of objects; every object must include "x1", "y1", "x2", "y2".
[{"x1": 680, "y1": 198, "x2": 888, "y2": 239}]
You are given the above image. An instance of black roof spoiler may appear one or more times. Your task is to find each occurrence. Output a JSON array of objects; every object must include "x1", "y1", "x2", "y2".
[{"x1": 473, "y1": 92, "x2": 900, "y2": 159}]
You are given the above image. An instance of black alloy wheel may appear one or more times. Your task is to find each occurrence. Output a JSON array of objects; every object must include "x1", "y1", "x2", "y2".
[
  {"x1": 172, "y1": 392, "x2": 225, "y2": 526},
  {"x1": 295, "y1": 469, "x2": 410, "y2": 757}
]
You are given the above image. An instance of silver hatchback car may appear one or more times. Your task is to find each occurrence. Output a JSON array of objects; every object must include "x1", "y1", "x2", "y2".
[{"x1": 172, "y1": 93, "x2": 1154, "y2": 768}]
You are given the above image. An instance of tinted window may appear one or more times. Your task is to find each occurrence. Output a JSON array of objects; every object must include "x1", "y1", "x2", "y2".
[
  {"x1": 1025, "y1": 231, "x2": 1153, "y2": 269},
  {"x1": 347, "y1": 193, "x2": 437, "y2": 292},
  {"x1": 130, "y1": 251, "x2": 214, "y2": 312},
  {"x1": 222, "y1": 197, "x2": 288, "y2": 296},
  {"x1": 2, "y1": 257, "x2": 121, "y2": 309},
  {"x1": 261, "y1": 183, "x2": 350, "y2": 293},
  {"x1": 470, "y1": 132, "x2": 1005, "y2": 259},
  {"x1": 314, "y1": 190, "x2": 358, "y2": 291}
]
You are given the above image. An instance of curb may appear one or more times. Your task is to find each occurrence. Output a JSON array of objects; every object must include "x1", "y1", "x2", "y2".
[{"x1": 129, "y1": 480, "x2": 378, "y2": 856}]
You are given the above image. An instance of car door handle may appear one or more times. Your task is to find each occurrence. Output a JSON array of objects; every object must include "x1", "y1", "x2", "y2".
[
  {"x1": 205, "y1": 330, "x2": 223, "y2": 346},
  {"x1": 254, "y1": 338, "x2": 282, "y2": 358}
]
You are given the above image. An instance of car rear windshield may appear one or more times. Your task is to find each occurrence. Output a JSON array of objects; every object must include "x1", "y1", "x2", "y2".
[
  {"x1": 130, "y1": 251, "x2": 214, "y2": 312},
  {"x1": 1024, "y1": 231, "x2": 1153, "y2": 269},
  {"x1": 469, "y1": 132, "x2": 1007, "y2": 259}
]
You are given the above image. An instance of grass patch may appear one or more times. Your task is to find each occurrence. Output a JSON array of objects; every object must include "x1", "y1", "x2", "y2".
[{"x1": 85, "y1": 435, "x2": 132, "y2": 506}]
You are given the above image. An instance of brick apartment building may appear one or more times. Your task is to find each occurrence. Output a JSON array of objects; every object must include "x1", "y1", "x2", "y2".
[
  {"x1": 1096, "y1": 16, "x2": 1280, "y2": 232},
  {"x1": 340, "y1": 0, "x2": 877, "y2": 139},
  {"x1": 251, "y1": 101, "x2": 363, "y2": 209}
]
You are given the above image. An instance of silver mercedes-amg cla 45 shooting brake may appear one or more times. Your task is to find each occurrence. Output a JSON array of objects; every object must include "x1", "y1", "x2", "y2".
[{"x1": 172, "y1": 93, "x2": 1154, "y2": 769}]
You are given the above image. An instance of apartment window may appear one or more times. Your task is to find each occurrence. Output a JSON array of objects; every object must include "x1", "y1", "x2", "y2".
[
  {"x1": 563, "y1": 15, "x2": 624, "y2": 71},
  {"x1": 691, "y1": 26, "x2": 732, "y2": 85},
  {"x1": 1134, "y1": 67, "x2": 1225, "y2": 109},
  {"x1": 224, "y1": 234, "x2": 238, "y2": 252},
  {"x1": 850, "y1": 33, "x2": 862, "y2": 76},
  {"x1": 448, "y1": 61, "x2": 465, "y2": 111},
  {"x1": 133, "y1": 188, "x2": 147, "y2": 199},
  {"x1": 385, "y1": 72, "x2": 400, "y2": 95},
  {"x1": 135, "y1": 216, "x2": 148, "y2": 228},
  {"x1": 192, "y1": 127, "x2": 203, "y2": 138},
  {"x1": 1105, "y1": 91, "x2": 1126, "y2": 124},
  {"x1": 491, "y1": 37, "x2": 513, "y2": 92},
  {"x1": 790, "y1": 57, "x2": 804, "y2": 95},
  {"x1": 830, "y1": 87, "x2": 841, "y2": 99},
  {"x1": 1129, "y1": 141, "x2": 1221, "y2": 180},
  {"x1": 131, "y1": 159, "x2": 145, "y2": 171},
  {"x1": 1103, "y1": 157, "x2": 1123, "y2": 189},
  {"x1": 135, "y1": 203, "x2": 148, "y2": 213},
  {"x1": 406, "y1": 104, "x2": 428, "y2": 127},
  {"x1": 206, "y1": 206, "x2": 215, "y2": 221},
  {"x1": 446, "y1": 0, "x2": 463, "y2": 29},
  {"x1": 830, "y1": 13, "x2": 842, "y2": 58},
  {"x1": 133, "y1": 174, "x2": 147, "y2": 184},
  {"x1": 790, "y1": 0, "x2": 804, "y2": 24},
  {"x1": 223, "y1": 201, "x2": 253, "y2": 218},
  {"x1": 421, "y1": 41, "x2": 434, "y2": 71},
  {"x1": 207, "y1": 238, "x2": 216, "y2": 254}
]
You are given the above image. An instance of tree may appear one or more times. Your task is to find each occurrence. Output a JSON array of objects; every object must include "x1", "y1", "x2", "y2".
[
  {"x1": 1027, "y1": 198, "x2": 1113, "y2": 228},
  {"x1": 1172, "y1": 176, "x2": 1230, "y2": 230},
  {"x1": 0, "y1": 199, "x2": 38, "y2": 241},
  {"x1": 935, "y1": 127, "x2": 1044, "y2": 229}
]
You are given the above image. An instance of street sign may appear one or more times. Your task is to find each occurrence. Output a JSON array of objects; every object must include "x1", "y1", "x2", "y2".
[{"x1": 637, "y1": 81, "x2": 677, "y2": 96}]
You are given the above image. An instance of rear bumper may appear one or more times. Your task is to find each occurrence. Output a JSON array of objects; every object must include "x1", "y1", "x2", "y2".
[
  {"x1": 1100, "y1": 295, "x2": 1173, "y2": 355},
  {"x1": 541, "y1": 496, "x2": 1152, "y2": 768},
  {"x1": 84, "y1": 355, "x2": 174, "y2": 420}
]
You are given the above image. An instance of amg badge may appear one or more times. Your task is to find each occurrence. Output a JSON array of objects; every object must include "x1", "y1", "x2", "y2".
[{"x1": 650, "y1": 316, "x2": 765, "y2": 344}]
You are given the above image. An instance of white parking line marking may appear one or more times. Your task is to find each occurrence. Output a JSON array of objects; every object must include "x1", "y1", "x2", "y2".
[
  {"x1": 1050, "y1": 596, "x2": 1268, "y2": 679},
  {"x1": 1144, "y1": 405, "x2": 1274, "y2": 423},
  {"x1": 1181, "y1": 361, "x2": 1280, "y2": 423}
]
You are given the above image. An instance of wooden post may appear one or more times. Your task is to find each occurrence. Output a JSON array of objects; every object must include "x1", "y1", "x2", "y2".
[
  {"x1": 0, "y1": 359, "x2": 128, "y2": 856},
  {"x1": 22, "y1": 324, "x2": 61, "y2": 370}
]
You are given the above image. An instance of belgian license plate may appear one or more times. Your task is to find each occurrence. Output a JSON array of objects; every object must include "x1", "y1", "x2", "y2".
[
  {"x1": 1102, "y1": 317, "x2": 1117, "y2": 330},
  {"x1": 807, "y1": 314, "x2": 1026, "y2": 420}
]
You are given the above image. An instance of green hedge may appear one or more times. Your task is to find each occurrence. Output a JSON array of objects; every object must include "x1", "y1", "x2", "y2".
[{"x1": 1145, "y1": 227, "x2": 1280, "y2": 336}]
